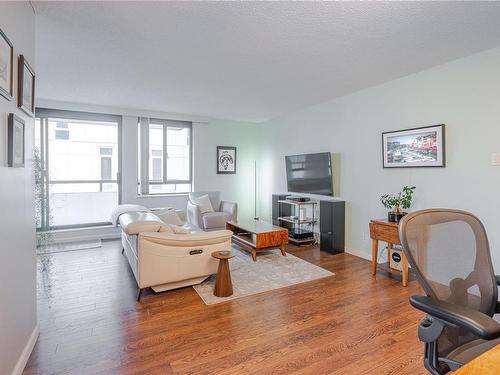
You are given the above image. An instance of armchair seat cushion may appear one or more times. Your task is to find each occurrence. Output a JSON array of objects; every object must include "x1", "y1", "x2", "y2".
[{"x1": 202, "y1": 211, "x2": 230, "y2": 230}]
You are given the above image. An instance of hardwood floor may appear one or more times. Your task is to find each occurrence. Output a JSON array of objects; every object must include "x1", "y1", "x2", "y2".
[{"x1": 25, "y1": 241, "x2": 426, "y2": 375}]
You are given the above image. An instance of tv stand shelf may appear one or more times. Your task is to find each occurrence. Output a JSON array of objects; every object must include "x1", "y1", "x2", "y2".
[
  {"x1": 277, "y1": 200, "x2": 318, "y2": 207},
  {"x1": 274, "y1": 199, "x2": 317, "y2": 246},
  {"x1": 278, "y1": 216, "x2": 317, "y2": 225}
]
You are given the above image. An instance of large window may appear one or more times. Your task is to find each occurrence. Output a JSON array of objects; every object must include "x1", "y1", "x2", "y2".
[
  {"x1": 138, "y1": 117, "x2": 192, "y2": 195},
  {"x1": 35, "y1": 108, "x2": 121, "y2": 229}
]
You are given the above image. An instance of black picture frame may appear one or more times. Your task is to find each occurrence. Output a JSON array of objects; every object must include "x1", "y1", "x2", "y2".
[
  {"x1": 217, "y1": 146, "x2": 236, "y2": 174},
  {"x1": 8, "y1": 113, "x2": 25, "y2": 168},
  {"x1": 0, "y1": 27, "x2": 14, "y2": 100},
  {"x1": 382, "y1": 124, "x2": 446, "y2": 168},
  {"x1": 18, "y1": 54, "x2": 35, "y2": 117}
]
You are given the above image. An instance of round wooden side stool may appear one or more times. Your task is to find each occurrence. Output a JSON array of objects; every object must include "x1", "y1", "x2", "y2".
[{"x1": 211, "y1": 251, "x2": 234, "y2": 297}]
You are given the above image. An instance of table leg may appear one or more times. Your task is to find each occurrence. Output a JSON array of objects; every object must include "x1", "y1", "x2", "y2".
[
  {"x1": 387, "y1": 242, "x2": 392, "y2": 267},
  {"x1": 372, "y1": 239, "x2": 378, "y2": 276},
  {"x1": 402, "y1": 252, "x2": 408, "y2": 287},
  {"x1": 251, "y1": 249, "x2": 257, "y2": 261},
  {"x1": 214, "y1": 259, "x2": 233, "y2": 297},
  {"x1": 280, "y1": 243, "x2": 286, "y2": 257}
]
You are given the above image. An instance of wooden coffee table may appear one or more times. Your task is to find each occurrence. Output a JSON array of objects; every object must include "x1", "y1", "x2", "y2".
[{"x1": 226, "y1": 219, "x2": 288, "y2": 261}]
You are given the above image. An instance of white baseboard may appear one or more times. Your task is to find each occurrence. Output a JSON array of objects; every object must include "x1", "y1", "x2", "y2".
[
  {"x1": 11, "y1": 323, "x2": 39, "y2": 375},
  {"x1": 52, "y1": 232, "x2": 120, "y2": 244},
  {"x1": 50, "y1": 226, "x2": 120, "y2": 244},
  {"x1": 345, "y1": 247, "x2": 371, "y2": 261}
]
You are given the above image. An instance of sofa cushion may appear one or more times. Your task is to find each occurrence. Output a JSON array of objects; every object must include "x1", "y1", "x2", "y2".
[
  {"x1": 158, "y1": 224, "x2": 174, "y2": 234},
  {"x1": 202, "y1": 211, "x2": 230, "y2": 230},
  {"x1": 190, "y1": 194, "x2": 214, "y2": 214},
  {"x1": 169, "y1": 225, "x2": 191, "y2": 234},
  {"x1": 182, "y1": 223, "x2": 203, "y2": 233},
  {"x1": 119, "y1": 212, "x2": 165, "y2": 235}
]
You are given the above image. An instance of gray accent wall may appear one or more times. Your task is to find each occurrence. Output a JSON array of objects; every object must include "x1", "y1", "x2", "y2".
[{"x1": 0, "y1": 3, "x2": 37, "y2": 375}]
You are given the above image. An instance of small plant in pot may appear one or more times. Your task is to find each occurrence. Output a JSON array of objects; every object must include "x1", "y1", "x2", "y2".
[{"x1": 380, "y1": 186, "x2": 416, "y2": 223}]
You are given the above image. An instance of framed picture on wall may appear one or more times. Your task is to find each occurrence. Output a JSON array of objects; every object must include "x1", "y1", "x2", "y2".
[
  {"x1": 18, "y1": 54, "x2": 35, "y2": 116},
  {"x1": 382, "y1": 124, "x2": 445, "y2": 168},
  {"x1": 8, "y1": 113, "x2": 25, "y2": 168},
  {"x1": 0, "y1": 27, "x2": 14, "y2": 100},
  {"x1": 217, "y1": 146, "x2": 236, "y2": 174}
]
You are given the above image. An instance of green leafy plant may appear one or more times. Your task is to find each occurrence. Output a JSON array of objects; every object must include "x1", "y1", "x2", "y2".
[{"x1": 380, "y1": 186, "x2": 416, "y2": 213}]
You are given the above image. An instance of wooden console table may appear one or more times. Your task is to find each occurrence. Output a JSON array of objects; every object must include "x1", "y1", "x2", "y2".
[{"x1": 369, "y1": 219, "x2": 409, "y2": 287}]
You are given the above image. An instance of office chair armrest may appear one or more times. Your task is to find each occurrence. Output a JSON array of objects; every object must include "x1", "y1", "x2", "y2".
[{"x1": 410, "y1": 295, "x2": 500, "y2": 340}]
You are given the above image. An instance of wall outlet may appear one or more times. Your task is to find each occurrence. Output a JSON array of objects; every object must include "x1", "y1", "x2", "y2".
[{"x1": 492, "y1": 153, "x2": 500, "y2": 166}]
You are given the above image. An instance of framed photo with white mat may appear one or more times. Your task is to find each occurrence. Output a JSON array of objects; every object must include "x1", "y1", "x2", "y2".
[
  {"x1": 382, "y1": 124, "x2": 445, "y2": 168},
  {"x1": 8, "y1": 113, "x2": 25, "y2": 168},
  {"x1": 0, "y1": 27, "x2": 13, "y2": 100}
]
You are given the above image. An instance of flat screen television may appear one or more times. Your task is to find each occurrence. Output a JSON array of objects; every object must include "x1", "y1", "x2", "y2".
[{"x1": 285, "y1": 152, "x2": 333, "y2": 196}]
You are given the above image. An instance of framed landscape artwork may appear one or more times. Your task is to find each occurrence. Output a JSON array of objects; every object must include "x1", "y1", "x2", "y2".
[
  {"x1": 0, "y1": 27, "x2": 13, "y2": 100},
  {"x1": 217, "y1": 146, "x2": 236, "y2": 174},
  {"x1": 382, "y1": 124, "x2": 445, "y2": 168},
  {"x1": 18, "y1": 54, "x2": 35, "y2": 116},
  {"x1": 8, "y1": 113, "x2": 25, "y2": 168}
]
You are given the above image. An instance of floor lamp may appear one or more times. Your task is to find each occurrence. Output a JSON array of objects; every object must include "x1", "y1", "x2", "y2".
[{"x1": 254, "y1": 160, "x2": 259, "y2": 220}]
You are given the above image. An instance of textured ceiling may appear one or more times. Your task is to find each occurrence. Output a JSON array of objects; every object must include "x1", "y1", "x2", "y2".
[{"x1": 34, "y1": 1, "x2": 500, "y2": 122}]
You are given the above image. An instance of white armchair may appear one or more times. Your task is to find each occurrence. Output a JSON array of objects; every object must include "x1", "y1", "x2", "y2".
[{"x1": 187, "y1": 191, "x2": 238, "y2": 231}]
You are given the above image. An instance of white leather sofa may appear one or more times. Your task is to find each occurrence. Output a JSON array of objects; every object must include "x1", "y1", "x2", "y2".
[
  {"x1": 117, "y1": 209, "x2": 233, "y2": 301},
  {"x1": 187, "y1": 191, "x2": 238, "y2": 231}
]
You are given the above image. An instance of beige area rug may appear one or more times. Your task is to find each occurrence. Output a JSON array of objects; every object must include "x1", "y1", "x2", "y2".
[{"x1": 193, "y1": 247, "x2": 334, "y2": 305}]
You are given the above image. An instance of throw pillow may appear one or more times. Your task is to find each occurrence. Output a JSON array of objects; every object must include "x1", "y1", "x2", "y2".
[
  {"x1": 157, "y1": 209, "x2": 184, "y2": 226},
  {"x1": 190, "y1": 194, "x2": 214, "y2": 214}
]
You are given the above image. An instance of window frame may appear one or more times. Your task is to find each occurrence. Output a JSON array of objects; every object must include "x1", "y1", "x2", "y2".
[
  {"x1": 100, "y1": 146, "x2": 113, "y2": 182},
  {"x1": 35, "y1": 108, "x2": 122, "y2": 230},
  {"x1": 139, "y1": 117, "x2": 192, "y2": 195}
]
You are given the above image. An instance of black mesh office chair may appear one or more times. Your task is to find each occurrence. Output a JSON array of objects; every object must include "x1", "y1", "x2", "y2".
[{"x1": 399, "y1": 209, "x2": 500, "y2": 374}]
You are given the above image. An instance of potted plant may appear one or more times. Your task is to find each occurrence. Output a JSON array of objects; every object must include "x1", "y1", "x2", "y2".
[{"x1": 380, "y1": 186, "x2": 416, "y2": 223}]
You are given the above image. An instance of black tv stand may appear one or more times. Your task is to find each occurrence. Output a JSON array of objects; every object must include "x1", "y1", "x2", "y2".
[{"x1": 272, "y1": 194, "x2": 345, "y2": 254}]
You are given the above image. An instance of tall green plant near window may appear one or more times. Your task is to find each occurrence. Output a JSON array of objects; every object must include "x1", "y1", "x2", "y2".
[{"x1": 34, "y1": 146, "x2": 52, "y2": 246}]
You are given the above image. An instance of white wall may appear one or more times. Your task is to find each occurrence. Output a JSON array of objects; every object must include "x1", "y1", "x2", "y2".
[
  {"x1": 35, "y1": 101, "x2": 260, "y2": 241},
  {"x1": 0, "y1": 3, "x2": 38, "y2": 375},
  {"x1": 122, "y1": 115, "x2": 260, "y2": 218},
  {"x1": 259, "y1": 46, "x2": 500, "y2": 269}
]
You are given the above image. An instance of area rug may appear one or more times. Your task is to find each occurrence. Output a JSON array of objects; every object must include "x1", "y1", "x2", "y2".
[
  {"x1": 37, "y1": 240, "x2": 102, "y2": 254},
  {"x1": 193, "y1": 247, "x2": 334, "y2": 305}
]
